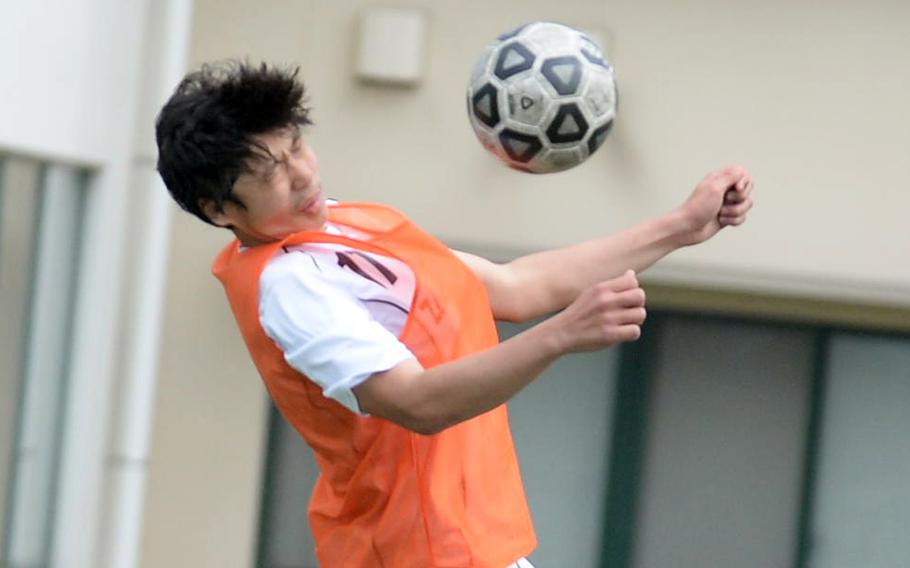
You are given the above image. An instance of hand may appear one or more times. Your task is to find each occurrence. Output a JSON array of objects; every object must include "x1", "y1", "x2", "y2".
[
  {"x1": 676, "y1": 164, "x2": 754, "y2": 246},
  {"x1": 548, "y1": 270, "x2": 647, "y2": 353}
]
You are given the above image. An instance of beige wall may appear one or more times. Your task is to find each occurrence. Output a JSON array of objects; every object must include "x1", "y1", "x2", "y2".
[{"x1": 142, "y1": 0, "x2": 910, "y2": 566}]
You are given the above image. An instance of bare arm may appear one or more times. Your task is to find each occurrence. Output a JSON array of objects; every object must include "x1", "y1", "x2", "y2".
[
  {"x1": 353, "y1": 271, "x2": 646, "y2": 434},
  {"x1": 453, "y1": 212, "x2": 686, "y2": 321},
  {"x1": 352, "y1": 165, "x2": 753, "y2": 434},
  {"x1": 455, "y1": 165, "x2": 755, "y2": 322}
]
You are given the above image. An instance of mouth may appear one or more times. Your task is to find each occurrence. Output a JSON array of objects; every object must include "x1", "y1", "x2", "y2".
[{"x1": 300, "y1": 186, "x2": 323, "y2": 214}]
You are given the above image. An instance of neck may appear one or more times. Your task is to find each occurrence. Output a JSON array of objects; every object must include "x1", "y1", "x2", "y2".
[{"x1": 233, "y1": 223, "x2": 330, "y2": 248}]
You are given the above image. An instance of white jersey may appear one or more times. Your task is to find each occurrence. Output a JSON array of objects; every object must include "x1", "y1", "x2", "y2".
[{"x1": 257, "y1": 216, "x2": 417, "y2": 414}]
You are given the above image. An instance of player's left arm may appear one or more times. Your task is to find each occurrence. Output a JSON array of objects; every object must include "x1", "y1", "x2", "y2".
[{"x1": 454, "y1": 164, "x2": 754, "y2": 322}]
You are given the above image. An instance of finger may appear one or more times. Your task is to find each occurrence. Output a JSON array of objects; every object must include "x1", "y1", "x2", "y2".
[
  {"x1": 614, "y1": 287, "x2": 647, "y2": 308},
  {"x1": 719, "y1": 215, "x2": 747, "y2": 226},
  {"x1": 721, "y1": 164, "x2": 751, "y2": 190},
  {"x1": 612, "y1": 324, "x2": 642, "y2": 342},
  {"x1": 722, "y1": 171, "x2": 750, "y2": 194},
  {"x1": 614, "y1": 306, "x2": 647, "y2": 325},
  {"x1": 736, "y1": 174, "x2": 752, "y2": 194},
  {"x1": 724, "y1": 187, "x2": 748, "y2": 204},
  {"x1": 603, "y1": 269, "x2": 638, "y2": 292},
  {"x1": 724, "y1": 164, "x2": 748, "y2": 181},
  {"x1": 736, "y1": 172, "x2": 751, "y2": 191},
  {"x1": 738, "y1": 176, "x2": 754, "y2": 193},
  {"x1": 732, "y1": 197, "x2": 753, "y2": 212},
  {"x1": 712, "y1": 169, "x2": 742, "y2": 188},
  {"x1": 721, "y1": 200, "x2": 753, "y2": 217},
  {"x1": 719, "y1": 205, "x2": 751, "y2": 224},
  {"x1": 724, "y1": 180, "x2": 752, "y2": 206}
]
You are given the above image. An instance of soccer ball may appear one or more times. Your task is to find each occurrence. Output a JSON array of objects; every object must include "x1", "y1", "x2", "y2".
[{"x1": 466, "y1": 22, "x2": 617, "y2": 174}]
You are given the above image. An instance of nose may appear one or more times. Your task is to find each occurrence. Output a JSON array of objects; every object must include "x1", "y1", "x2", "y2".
[{"x1": 287, "y1": 153, "x2": 314, "y2": 190}]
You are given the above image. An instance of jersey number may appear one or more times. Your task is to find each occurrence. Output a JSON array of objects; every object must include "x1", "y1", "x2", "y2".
[{"x1": 335, "y1": 250, "x2": 398, "y2": 288}]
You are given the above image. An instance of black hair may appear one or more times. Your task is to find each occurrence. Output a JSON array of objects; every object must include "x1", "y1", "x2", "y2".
[{"x1": 155, "y1": 61, "x2": 312, "y2": 225}]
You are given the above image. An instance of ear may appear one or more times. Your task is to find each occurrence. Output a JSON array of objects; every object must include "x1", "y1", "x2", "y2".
[{"x1": 199, "y1": 199, "x2": 232, "y2": 228}]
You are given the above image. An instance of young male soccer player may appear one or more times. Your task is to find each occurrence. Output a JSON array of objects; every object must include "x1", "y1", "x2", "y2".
[{"x1": 156, "y1": 61, "x2": 753, "y2": 568}]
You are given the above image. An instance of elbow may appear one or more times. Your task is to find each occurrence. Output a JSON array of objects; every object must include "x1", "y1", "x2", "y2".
[
  {"x1": 493, "y1": 304, "x2": 526, "y2": 323},
  {"x1": 493, "y1": 294, "x2": 537, "y2": 323},
  {"x1": 394, "y1": 390, "x2": 461, "y2": 436},
  {"x1": 362, "y1": 402, "x2": 445, "y2": 435},
  {"x1": 391, "y1": 397, "x2": 462, "y2": 435},
  {"x1": 356, "y1": 363, "x2": 462, "y2": 435},
  {"x1": 409, "y1": 421, "x2": 445, "y2": 436},
  {"x1": 399, "y1": 409, "x2": 454, "y2": 436},
  {"x1": 494, "y1": 287, "x2": 560, "y2": 323}
]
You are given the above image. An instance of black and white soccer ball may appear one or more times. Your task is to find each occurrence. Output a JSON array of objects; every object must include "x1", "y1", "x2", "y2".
[{"x1": 467, "y1": 22, "x2": 617, "y2": 174}]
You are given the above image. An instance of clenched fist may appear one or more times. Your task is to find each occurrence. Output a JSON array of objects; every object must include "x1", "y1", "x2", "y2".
[
  {"x1": 548, "y1": 269, "x2": 647, "y2": 353},
  {"x1": 677, "y1": 164, "x2": 755, "y2": 246}
]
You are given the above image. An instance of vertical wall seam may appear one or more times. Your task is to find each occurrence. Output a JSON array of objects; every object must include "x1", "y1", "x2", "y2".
[
  {"x1": 794, "y1": 328, "x2": 831, "y2": 568},
  {"x1": 599, "y1": 315, "x2": 660, "y2": 568}
]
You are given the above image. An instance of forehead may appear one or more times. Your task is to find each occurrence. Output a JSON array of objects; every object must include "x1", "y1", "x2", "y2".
[
  {"x1": 240, "y1": 130, "x2": 300, "y2": 179},
  {"x1": 249, "y1": 127, "x2": 299, "y2": 158}
]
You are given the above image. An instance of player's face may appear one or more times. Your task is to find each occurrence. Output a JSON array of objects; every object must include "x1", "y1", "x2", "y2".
[{"x1": 207, "y1": 127, "x2": 327, "y2": 246}]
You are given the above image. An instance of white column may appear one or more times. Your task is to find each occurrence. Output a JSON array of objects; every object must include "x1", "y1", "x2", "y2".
[
  {"x1": 49, "y1": 1, "x2": 153, "y2": 567},
  {"x1": 95, "y1": 0, "x2": 193, "y2": 567}
]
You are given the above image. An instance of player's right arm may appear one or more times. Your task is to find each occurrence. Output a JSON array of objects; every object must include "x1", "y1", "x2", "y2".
[
  {"x1": 354, "y1": 270, "x2": 645, "y2": 435},
  {"x1": 452, "y1": 165, "x2": 753, "y2": 323}
]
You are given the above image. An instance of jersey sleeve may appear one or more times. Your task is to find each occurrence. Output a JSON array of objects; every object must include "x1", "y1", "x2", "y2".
[{"x1": 258, "y1": 253, "x2": 415, "y2": 414}]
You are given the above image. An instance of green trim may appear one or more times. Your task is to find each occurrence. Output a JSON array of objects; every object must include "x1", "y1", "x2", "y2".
[
  {"x1": 255, "y1": 402, "x2": 283, "y2": 568},
  {"x1": 599, "y1": 316, "x2": 660, "y2": 568},
  {"x1": 794, "y1": 329, "x2": 831, "y2": 568},
  {"x1": 644, "y1": 283, "x2": 910, "y2": 334}
]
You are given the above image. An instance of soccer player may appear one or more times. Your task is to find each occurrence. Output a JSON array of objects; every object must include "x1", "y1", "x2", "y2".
[{"x1": 155, "y1": 61, "x2": 753, "y2": 568}]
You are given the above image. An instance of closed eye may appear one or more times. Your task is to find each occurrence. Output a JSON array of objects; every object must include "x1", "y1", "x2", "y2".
[
  {"x1": 261, "y1": 162, "x2": 279, "y2": 181},
  {"x1": 290, "y1": 136, "x2": 303, "y2": 155}
]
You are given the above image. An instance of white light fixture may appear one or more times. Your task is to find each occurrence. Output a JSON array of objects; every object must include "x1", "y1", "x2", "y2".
[{"x1": 356, "y1": 7, "x2": 426, "y2": 86}]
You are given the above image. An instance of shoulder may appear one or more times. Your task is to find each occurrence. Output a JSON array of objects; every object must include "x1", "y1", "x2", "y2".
[
  {"x1": 258, "y1": 247, "x2": 357, "y2": 315},
  {"x1": 258, "y1": 248, "x2": 373, "y2": 341},
  {"x1": 260, "y1": 248, "x2": 323, "y2": 291}
]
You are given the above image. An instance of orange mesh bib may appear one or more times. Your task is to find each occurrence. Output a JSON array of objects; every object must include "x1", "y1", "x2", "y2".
[{"x1": 212, "y1": 203, "x2": 536, "y2": 567}]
